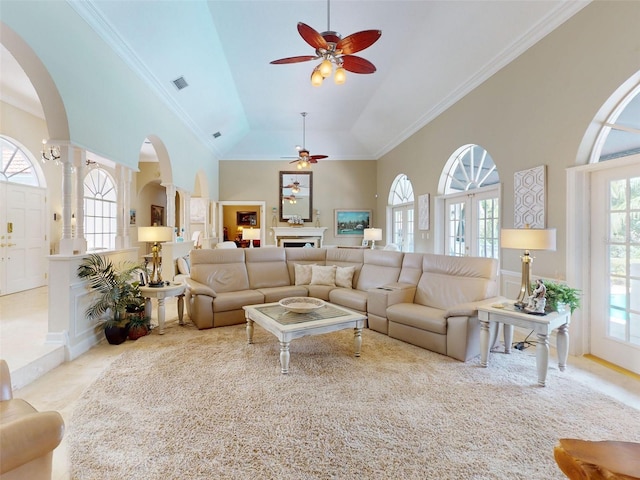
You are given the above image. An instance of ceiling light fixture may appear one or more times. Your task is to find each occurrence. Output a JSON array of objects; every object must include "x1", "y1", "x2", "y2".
[
  {"x1": 41, "y1": 139, "x2": 60, "y2": 165},
  {"x1": 270, "y1": 0, "x2": 381, "y2": 87},
  {"x1": 287, "y1": 112, "x2": 328, "y2": 169}
]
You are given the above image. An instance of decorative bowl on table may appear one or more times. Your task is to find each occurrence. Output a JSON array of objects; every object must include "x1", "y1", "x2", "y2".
[{"x1": 279, "y1": 297, "x2": 325, "y2": 313}]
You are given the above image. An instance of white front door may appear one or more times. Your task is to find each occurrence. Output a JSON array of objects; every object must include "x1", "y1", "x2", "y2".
[
  {"x1": 391, "y1": 205, "x2": 414, "y2": 252},
  {"x1": 590, "y1": 162, "x2": 640, "y2": 374},
  {"x1": 0, "y1": 183, "x2": 48, "y2": 295}
]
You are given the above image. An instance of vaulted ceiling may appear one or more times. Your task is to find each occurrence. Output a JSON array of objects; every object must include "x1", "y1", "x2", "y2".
[{"x1": 1, "y1": 1, "x2": 598, "y2": 162}]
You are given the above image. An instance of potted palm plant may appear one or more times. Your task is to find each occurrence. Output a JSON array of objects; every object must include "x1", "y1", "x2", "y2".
[{"x1": 77, "y1": 254, "x2": 145, "y2": 344}]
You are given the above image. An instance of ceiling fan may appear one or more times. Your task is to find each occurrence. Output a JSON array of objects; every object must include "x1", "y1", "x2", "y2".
[
  {"x1": 284, "y1": 112, "x2": 328, "y2": 169},
  {"x1": 270, "y1": 0, "x2": 381, "y2": 86}
]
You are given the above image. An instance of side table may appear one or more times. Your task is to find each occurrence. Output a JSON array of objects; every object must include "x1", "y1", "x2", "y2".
[
  {"x1": 139, "y1": 282, "x2": 186, "y2": 334},
  {"x1": 478, "y1": 298, "x2": 570, "y2": 386}
]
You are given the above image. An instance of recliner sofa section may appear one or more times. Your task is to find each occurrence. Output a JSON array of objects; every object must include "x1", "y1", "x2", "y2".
[{"x1": 186, "y1": 247, "x2": 499, "y2": 362}]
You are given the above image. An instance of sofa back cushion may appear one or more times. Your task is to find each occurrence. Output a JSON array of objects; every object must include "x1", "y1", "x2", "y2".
[
  {"x1": 190, "y1": 249, "x2": 250, "y2": 293},
  {"x1": 285, "y1": 248, "x2": 327, "y2": 283},
  {"x1": 355, "y1": 250, "x2": 403, "y2": 291},
  {"x1": 245, "y1": 247, "x2": 291, "y2": 289},
  {"x1": 414, "y1": 254, "x2": 498, "y2": 309},
  {"x1": 398, "y1": 252, "x2": 423, "y2": 285}
]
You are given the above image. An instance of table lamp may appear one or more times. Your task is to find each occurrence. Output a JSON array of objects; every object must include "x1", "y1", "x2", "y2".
[
  {"x1": 138, "y1": 226, "x2": 173, "y2": 286},
  {"x1": 363, "y1": 228, "x2": 382, "y2": 249},
  {"x1": 500, "y1": 226, "x2": 556, "y2": 308},
  {"x1": 242, "y1": 227, "x2": 260, "y2": 248}
]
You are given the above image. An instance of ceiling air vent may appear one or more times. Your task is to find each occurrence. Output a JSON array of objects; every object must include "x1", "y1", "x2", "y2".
[
  {"x1": 212, "y1": 132, "x2": 221, "y2": 139},
  {"x1": 172, "y1": 76, "x2": 188, "y2": 90}
]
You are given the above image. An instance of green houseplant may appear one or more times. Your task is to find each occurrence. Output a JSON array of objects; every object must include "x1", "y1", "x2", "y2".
[
  {"x1": 539, "y1": 280, "x2": 581, "y2": 314},
  {"x1": 77, "y1": 254, "x2": 145, "y2": 344}
]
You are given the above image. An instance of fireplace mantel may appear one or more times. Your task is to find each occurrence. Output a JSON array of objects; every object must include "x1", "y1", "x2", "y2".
[{"x1": 272, "y1": 227, "x2": 327, "y2": 247}]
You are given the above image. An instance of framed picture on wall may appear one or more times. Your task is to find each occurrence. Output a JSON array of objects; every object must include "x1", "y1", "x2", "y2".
[
  {"x1": 151, "y1": 205, "x2": 164, "y2": 226},
  {"x1": 334, "y1": 209, "x2": 371, "y2": 236},
  {"x1": 129, "y1": 209, "x2": 136, "y2": 225},
  {"x1": 237, "y1": 211, "x2": 257, "y2": 226}
]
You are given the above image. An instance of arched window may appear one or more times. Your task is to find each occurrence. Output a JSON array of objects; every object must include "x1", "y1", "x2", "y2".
[
  {"x1": 439, "y1": 145, "x2": 500, "y2": 258},
  {"x1": 0, "y1": 137, "x2": 40, "y2": 186},
  {"x1": 84, "y1": 169, "x2": 117, "y2": 251},
  {"x1": 388, "y1": 174, "x2": 414, "y2": 252}
]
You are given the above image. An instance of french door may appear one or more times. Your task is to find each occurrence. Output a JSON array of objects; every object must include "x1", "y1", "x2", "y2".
[
  {"x1": 0, "y1": 182, "x2": 47, "y2": 295},
  {"x1": 391, "y1": 205, "x2": 414, "y2": 252},
  {"x1": 443, "y1": 186, "x2": 499, "y2": 258},
  {"x1": 590, "y1": 162, "x2": 640, "y2": 373}
]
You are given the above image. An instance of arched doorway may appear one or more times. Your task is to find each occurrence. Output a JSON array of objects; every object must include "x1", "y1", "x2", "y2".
[{"x1": 387, "y1": 174, "x2": 414, "y2": 252}]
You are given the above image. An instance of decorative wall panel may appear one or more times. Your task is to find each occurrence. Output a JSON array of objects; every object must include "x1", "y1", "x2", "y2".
[
  {"x1": 418, "y1": 193, "x2": 430, "y2": 230},
  {"x1": 514, "y1": 165, "x2": 546, "y2": 228}
]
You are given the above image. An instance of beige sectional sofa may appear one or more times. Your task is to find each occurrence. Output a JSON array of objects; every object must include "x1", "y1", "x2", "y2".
[{"x1": 186, "y1": 247, "x2": 499, "y2": 361}]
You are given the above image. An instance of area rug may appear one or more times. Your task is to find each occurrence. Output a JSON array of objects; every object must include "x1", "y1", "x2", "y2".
[{"x1": 68, "y1": 323, "x2": 640, "y2": 479}]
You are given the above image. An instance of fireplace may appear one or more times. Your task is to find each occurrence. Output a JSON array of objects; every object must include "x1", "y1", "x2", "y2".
[
  {"x1": 272, "y1": 227, "x2": 327, "y2": 248},
  {"x1": 281, "y1": 238, "x2": 320, "y2": 248}
]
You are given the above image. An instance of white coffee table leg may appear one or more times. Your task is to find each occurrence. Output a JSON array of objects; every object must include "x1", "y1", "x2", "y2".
[
  {"x1": 246, "y1": 317, "x2": 254, "y2": 344},
  {"x1": 157, "y1": 297, "x2": 166, "y2": 335},
  {"x1": 479, "y1": 320, "x2": 490, "y2": 367},
  {"x1": 354, "y1": 327, "x2": 362, "y2": 357},
  {"x1": 279, "y1": 341, "x2": 290, "y2": 374},
  {"x1": 536, "y1": 332, "x2": 550, "y2": 386},
  {"x1": 557, "y1": 323, "x2": 569, "y2": 372}
]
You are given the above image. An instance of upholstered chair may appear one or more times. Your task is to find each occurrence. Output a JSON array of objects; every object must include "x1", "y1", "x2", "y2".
[{"x1": 0, "y1": 360, "x2": 65, "y2": 480}]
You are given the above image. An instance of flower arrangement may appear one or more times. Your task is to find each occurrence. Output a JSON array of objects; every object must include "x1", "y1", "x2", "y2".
[{"x1": 288, "y1": 215, "x2": 304, "y2": 225}]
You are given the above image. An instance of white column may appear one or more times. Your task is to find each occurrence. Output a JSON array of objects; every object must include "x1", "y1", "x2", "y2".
[
  {"x1": 115, "y1": 165, "x2": 132, "y2": 249},
  {"x1": 59, "y1": 145, "x2": 75, "y2": 255},
  {"x1": 163, "y1": 183, "x2": 177, "y2": 239},
  {"x1": 181, "y1": 190, "x2": 191, "y2": 239},
  {"x1": 73, "y1": 149, "x2": 88, "y2": 254}
]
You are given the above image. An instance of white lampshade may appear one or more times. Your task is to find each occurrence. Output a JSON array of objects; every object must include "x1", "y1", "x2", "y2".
[
  {"x1": 242, "y1": 228, "x2": 260, "y2": 241},
  {"x1": 138, "y1": 226, "x2": 173, "y2": 243},
  {"x1": 501, "y1": 228, "x2": 556, "y2": 251},
  {"x1": 363, "y1": 228, "x2": 382, "y2": 242}
]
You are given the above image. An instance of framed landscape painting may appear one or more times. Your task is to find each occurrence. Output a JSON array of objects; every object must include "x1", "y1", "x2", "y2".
[{"x1": 334, "y1": 209, "x2": 371, "y2": 236}]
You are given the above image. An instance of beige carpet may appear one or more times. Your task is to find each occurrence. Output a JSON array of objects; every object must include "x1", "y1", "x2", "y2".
[{"x1": 69, "y1": 322, "x2": 640, "y2": 479}]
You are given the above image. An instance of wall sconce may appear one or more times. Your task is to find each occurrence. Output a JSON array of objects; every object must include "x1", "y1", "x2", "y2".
[
  {"x1": 363, "y1": 228, "x2": 382, "y2": 249},
  {"x1": 138, "y1": 226, "x2": 173, "y2": 287},
  {"x1": 500, "y1": 226, "x2": 557, "y2": 308},
  {"x1": 41, "y1": 139, "x2": 60, "y2": 165}
]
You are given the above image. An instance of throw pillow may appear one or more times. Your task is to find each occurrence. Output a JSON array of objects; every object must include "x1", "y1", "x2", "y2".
[
  {"x1": 335, "y1": 265, "x2": 356, "y2": 289},
  {"x1": 310, "y1": 265, "x2": 337, "y2": 286},
  {"x1": 294, "y1": 263, "x2": 315, "y2": 285},
  {"x1": 177, "y1": 256, "x2": 190, "y2": 275}
]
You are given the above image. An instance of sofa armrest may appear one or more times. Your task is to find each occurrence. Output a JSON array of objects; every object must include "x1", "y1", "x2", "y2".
[
  {"x1": 367, "y1": 282, "x2": 416, "y2": 318},
  {"x1": 0, "y1": 410, "x2": 65, "y2": 474},
  {"x1": 444, "y1": 296, "x2": 503, "y2": 318},
  {"x1": 186, "y1": 278, "x2": 217, "y2": 298}
]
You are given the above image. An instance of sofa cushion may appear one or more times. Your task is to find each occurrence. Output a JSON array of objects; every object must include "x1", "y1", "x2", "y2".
[
  {"x1": 294, "y1": 263, "x2": 314, "y2": 285},
  {"x1": 190, "y1": 249, "x2": 250, "y2": 293},
  {"x1": 335, "y1": 265, "x2": 356, "y2": 288},
  {"x1": 177, "y1": 256, "x2": 190, "y2": 275},
  {"x1": 285, "y1": 248, "x2": 327, "y2": 283},
  {"x1": 311, "y1": 265, "x2": 337, "y2": 286},
  {"x1": 387, "y1": 303, "x2": 447, "y2": 335},
  {"x1": 355, "y1": 250, "x2": 403, "y2": 291},
  {"x1": 245, "y1": 248, "x2": 291, "y2": 289},
  {"x1": 329, "y1": 288, "x2": 368, "y2": 313},
  {"x1": 256, "y1": 286, "x2": 309, "y2": 303},
  {"x1": 213, "y1": 290, "x2": 264, "y2": 313}
]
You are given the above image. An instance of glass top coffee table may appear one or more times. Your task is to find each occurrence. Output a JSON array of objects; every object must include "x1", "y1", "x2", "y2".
[{"x1": 243, "y1": 300, "x2": 366, "y2": 374}]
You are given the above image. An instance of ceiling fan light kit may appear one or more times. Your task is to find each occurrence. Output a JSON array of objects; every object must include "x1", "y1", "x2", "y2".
[
  {"x1": 286, "y1": 112, "x2": 328, "y2": 169},
  {"x1": 270, "y1": 0, "x2": 381, "y2": 87}
]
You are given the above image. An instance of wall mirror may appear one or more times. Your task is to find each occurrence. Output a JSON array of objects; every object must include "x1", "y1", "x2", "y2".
[{"x1": 279, "y1": 171, "x2": 313, "y2": 222}]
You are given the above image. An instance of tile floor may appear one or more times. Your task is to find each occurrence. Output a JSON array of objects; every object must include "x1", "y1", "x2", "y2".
[{"x1": 1, "y1": 288, "x2": 639, "y2": 480}]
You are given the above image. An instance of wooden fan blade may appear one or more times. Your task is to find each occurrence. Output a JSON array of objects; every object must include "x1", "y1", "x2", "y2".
[
  {"x1": 309, "y1": 155, "x2": 328, "y2": 162},
  {"x1": 342, "y1": 55, "x2": 376, "y2": 74},
  {"x1": 298, "y1": 22, "x2": 328, "y2": 50},
  {"x1": 337, "y1": 30, "x2": 382, "y2": 55},
  {"x1": 270, "y1": 55, "x2": 318, "y2": 65}
]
